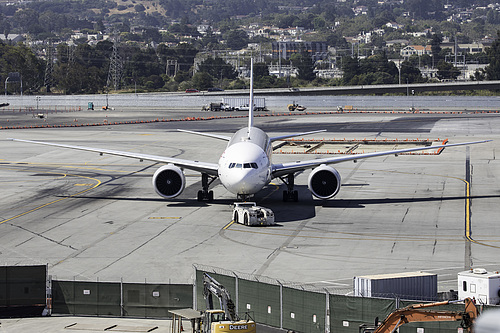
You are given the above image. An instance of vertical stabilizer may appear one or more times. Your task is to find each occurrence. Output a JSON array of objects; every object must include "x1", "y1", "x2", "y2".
[{"x1": 248, "y1": 58, "x2": 254, "y2": 134}]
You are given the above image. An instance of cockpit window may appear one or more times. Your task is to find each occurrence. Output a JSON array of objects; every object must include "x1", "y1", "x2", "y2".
[{"x1": 229, "y1": 162, "x2": 258, "y2": 169}]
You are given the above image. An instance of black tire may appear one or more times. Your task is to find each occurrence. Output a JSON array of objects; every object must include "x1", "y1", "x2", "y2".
[
  {"x1": 234, "y1": 211, "x2": 239, "y2": 223},
  {"x1": 208, "y1": 190, "x2": 214, "y2": 201},
  {"x1": 197, "y1": 190, "x2": 203, "y2": 201},
  {"x1": 293, "y1": 190, "x2": 299, "y2": 202},
  {"x1": 244, "y1": 213, "x2": 249, "y2": 226},
  {"x1": 283, "y1": 191, "x2": 288, "y2": 202}
]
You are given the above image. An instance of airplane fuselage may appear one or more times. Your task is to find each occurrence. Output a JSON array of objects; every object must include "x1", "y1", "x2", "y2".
[{"x1": 218, "y1": 127, "x2": 273, "y2": 196}]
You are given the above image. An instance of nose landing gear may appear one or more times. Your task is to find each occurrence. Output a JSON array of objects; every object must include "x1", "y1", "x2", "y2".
[{"x1": 197, "y1": 173, "x2": 217, "y2": 202}]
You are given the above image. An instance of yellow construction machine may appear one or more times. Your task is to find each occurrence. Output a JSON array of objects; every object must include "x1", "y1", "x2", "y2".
[{"x1": 202, "y1": 273, "x2": 256, "y2": 333}]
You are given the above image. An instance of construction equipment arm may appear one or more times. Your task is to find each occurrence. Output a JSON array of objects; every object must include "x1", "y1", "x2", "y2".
[
  {"x1": 374, "y1": 298, "x2": 478, "y2": 333},
  {"x1": 203, "y1": 273, "x2": 238, "y2": 322}
]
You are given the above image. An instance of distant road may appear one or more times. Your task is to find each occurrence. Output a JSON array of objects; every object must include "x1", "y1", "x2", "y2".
[{"x1": 231, "y1": 80, "x2": 500, "y2": 96}]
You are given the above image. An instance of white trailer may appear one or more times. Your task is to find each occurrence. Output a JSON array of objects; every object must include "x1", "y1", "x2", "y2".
[
  {"x1": 233, "y1": 202, "x2": 275, "y2": 226},
  {"x1": 458, "y1": 268, "x2": 500, "y2": 305},
  {"x1": 222, "y1": 98, "x2": 267, "y2": 111}
]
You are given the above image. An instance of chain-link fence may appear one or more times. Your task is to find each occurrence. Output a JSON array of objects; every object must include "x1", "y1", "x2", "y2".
[
  {"x1": 194, "y1": 264, "x2": 494, "y2": 333},
  {"x1": 52, "y1": 279, "x2": 192, "y2": 318}
]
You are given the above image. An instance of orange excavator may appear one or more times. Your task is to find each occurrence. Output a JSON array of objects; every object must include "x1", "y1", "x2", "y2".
[{"x1": 360, "y1": 298, "x2": 479, "y2": 333}]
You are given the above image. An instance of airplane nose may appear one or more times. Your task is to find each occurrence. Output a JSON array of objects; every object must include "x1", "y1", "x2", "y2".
[{"x1": 225, "y1": 169, "x2": 258, "y2": 194}]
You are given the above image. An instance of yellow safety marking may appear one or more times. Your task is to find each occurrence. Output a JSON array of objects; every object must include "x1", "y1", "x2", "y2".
[
  {"x1": 148, "y1": 217, "x2": 181, "y2": 220},
  {"x1": 223, "y1": 221, "x2": 235, "y2": 230},
  {"x1": 74, "y1": 183, "x2": 94, "y2": 186},
  {"x1": 461, "y1": 177, "x2": 500, "y2": 249},
  {"x1": 0, "y1": 171, "x2": 101, "y2": 225}
]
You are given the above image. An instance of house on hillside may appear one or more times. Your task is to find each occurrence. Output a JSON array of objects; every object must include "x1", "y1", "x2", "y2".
[
  {"x1": 400, "y1": 45, "x2": 432, "y2": 58},
  {"x1": 0, "y1": 34, "x2": 25, "y2": 44}
]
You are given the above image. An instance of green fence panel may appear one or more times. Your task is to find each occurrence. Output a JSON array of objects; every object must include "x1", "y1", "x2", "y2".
[
  {"x1": 0, "y1": 267, "x2": 7, "y2": 307},
  {"x1": 71, "y1": 281, "x2": 120, "y2": 316},
  {"x1": 282, "y1": 287, "x2": 325, "y2": 333},
  {"x1": 123, "y1": 283, "x2": 192, "y2": 318},
  {"x1": 195, "y1": 270, "x2": 236, "y2": 312},
  {"x1": 330, "y1": 294, "x2": 396, "y2": 332},
  {"x1": 237, "y1": 279, "x2": 280, "y2": 328},
  {"x1": 52, "y1": 280, "x2": 73, "y2": 314},
  {"x1": 96, "y1": 282, "x2": 121, "y2": 316}
]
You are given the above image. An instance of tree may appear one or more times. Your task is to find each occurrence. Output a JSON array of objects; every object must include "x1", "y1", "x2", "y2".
[
  {"x1": 292, "y1": 52, "x2": 316, "y2": 81},
  {"x1": 436, "y1": 60, "x2": 460, "y2": 81},
  {"x1": 224, "y1": 30, "x2": 249, "y2": 50},
  {"x1": 484, "y1": 32, "x2": 500, "y2": 80},
  {"x1": 198, "y1": 57, "x2": 237, "y2": 80},
  {"x1": 191, "y1": 71, "x2": 213, "y2": 90},
  {"x1": 253, "y1": 62, "x2": 269, "y2": 79},
  {"x1": 431, "y1": 34, "x2": 442, "y2": 64}
]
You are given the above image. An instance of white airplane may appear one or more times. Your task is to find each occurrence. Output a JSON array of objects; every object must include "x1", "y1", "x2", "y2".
[{"x1": 9, "y1": 61, "x2": 491, "y2": 202}]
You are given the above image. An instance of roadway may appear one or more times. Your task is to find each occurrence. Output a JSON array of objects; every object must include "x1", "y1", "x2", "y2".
[{"x1": 0, "y1": 106, "x2": 499, "y2": 296}]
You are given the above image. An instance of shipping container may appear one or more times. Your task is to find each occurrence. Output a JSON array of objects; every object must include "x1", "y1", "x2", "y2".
[{"x1": 353, "y1": 271, "x2": 437, "y2": 301}]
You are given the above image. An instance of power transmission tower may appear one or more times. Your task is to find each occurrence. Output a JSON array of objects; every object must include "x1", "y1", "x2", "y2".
[
  {"x1": 44, "y1": 41, "x2": 55, "y2": 93},
  {"x1": 107, "y1": 35, "x2": 123, "y2": 91}
]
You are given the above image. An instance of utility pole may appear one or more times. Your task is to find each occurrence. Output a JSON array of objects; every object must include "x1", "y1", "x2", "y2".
[
  {"x1": 44, "y1": 41, "x2": 54, "y2": 93},
  {"x1": 107, "y1": 34, "x2": 123, "y2": 91}
]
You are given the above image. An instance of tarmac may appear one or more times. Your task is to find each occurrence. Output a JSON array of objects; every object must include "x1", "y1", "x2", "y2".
[{"x1": 0, "y1": 104, "x2": 499, "y2": 331}]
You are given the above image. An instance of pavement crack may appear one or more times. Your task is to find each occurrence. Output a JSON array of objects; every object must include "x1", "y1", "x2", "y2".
[
  {"x1": 401, "y1": 207, "x2": 409, "y2": 223},
  {"x1": 7, "y1": 223, "x2": 77, "y2": 250},
  {"x1": 93, "y1": 222, "x2": 177, "y2": 275}
]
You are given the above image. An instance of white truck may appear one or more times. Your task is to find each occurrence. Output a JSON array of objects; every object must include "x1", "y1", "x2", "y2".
[
  {"x1": 222, "y1": 98, "x2": 267, "y2": 111},
  {"x1": 233, "y1": 202, "x2": 275, "y2": 226}
]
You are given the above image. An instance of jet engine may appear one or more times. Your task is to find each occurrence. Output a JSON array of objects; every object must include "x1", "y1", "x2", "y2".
[
  {"x1": 307, "y1": 164, "x2": 341, "y2": 199},
  {"x1": 152, "y1": 164, "x2": 185, "y2": 199}
]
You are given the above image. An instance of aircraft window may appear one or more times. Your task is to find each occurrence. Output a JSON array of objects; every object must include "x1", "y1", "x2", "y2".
[
  {"x1": 251, "y1": 163, "x2": 258, "y2": 169},
  {"x1": 229, "y1": 163, "x2": 235, "y2": 168},
  {"x1": 235, "y1": 163, "x2": 242, "y2": 168},
  {"x1": 244, "y1": 163, "x2": 252, "y2": 168}
]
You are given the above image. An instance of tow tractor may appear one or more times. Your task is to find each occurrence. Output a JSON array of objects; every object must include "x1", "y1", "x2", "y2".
[
  {"x1": 233, "y1": 202, "x2": 275, "y2": 226},
  {"x1": 202, "y1": 273, "x2": 256, "y2": 333}
]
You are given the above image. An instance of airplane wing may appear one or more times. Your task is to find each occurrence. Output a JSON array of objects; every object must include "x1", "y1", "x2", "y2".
[
  {"x1": 271, "y1": 139, "x2": 491, "y2": 178},
  {"x1": 8, "y1": 138, "x2": 219, "y2": 176}
]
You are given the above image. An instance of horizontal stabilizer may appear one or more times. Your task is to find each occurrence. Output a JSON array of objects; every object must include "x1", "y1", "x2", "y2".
[
  {"x1": 177, "y1": 129, "x2": 231, "y2": 141},
  {"x1": 270, "y1": 129, "x2": 327, "y2": 142}
]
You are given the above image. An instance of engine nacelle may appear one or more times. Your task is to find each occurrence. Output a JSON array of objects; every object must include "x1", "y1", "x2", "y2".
[
  {"x1": 307, "y1": 164, "x2": 341, "y2": 199},
  {"x1": 152, "y1": 164, "x2": 186, "y2": 199}
]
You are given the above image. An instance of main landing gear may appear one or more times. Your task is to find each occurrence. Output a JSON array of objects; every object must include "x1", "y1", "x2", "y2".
[
  {"x1": 280, "y1": 173, "x2": 298, "y2": 202},
  {"x1": 197, "y1": 173, "x2": 217, "y2": 202}
]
